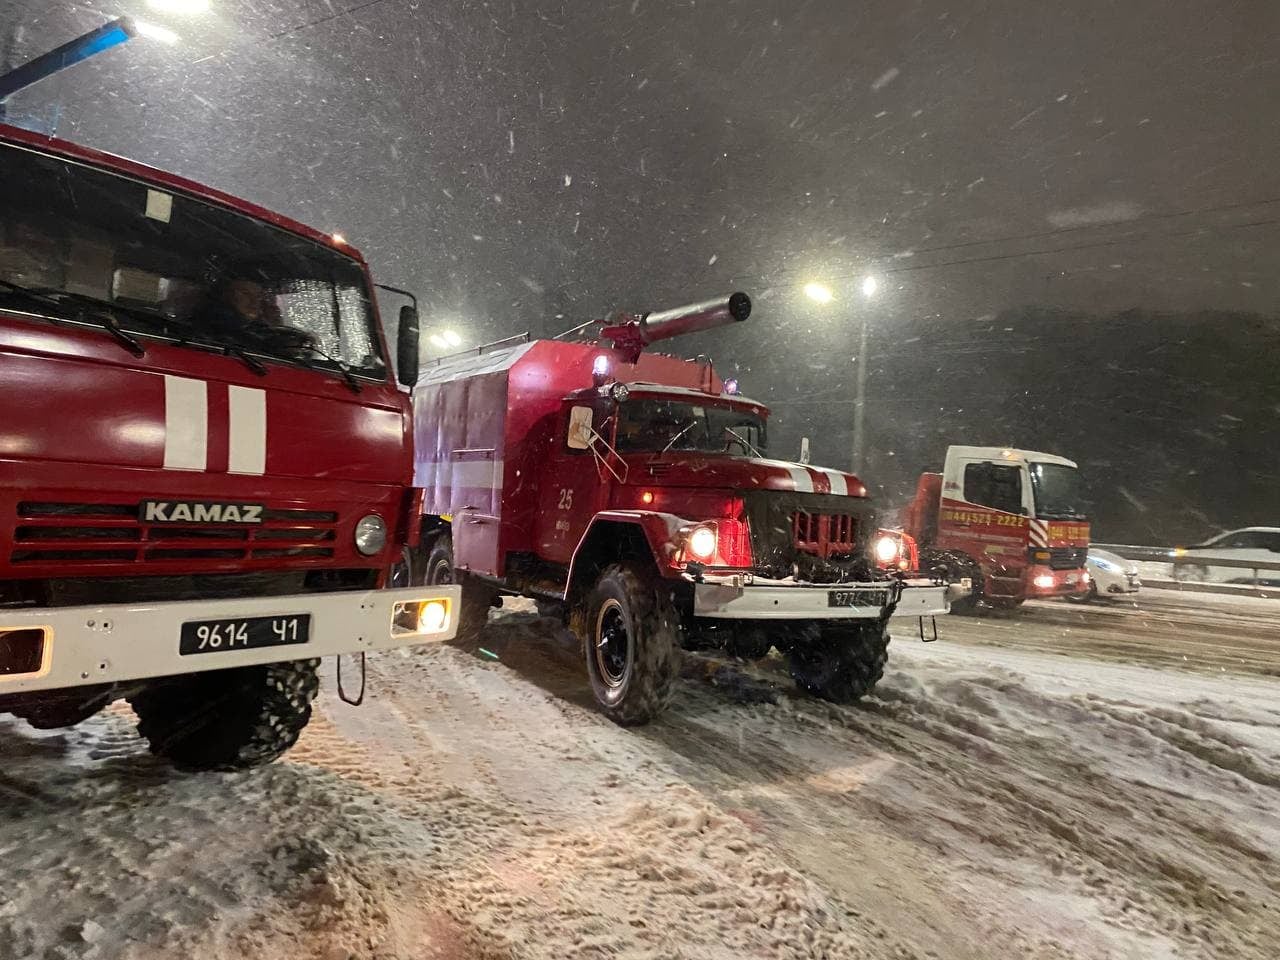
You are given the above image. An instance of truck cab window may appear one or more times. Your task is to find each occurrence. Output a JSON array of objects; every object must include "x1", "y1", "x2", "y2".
[
  {"x1": 614, "y1": 398, "x2": 767, "y2": 455},
  {"x1": 963, "y1": 462, "x2": 1024, "y2": 515},
  {"x1": 0, "y1": 141, "x2": 386, "y2": 379}
]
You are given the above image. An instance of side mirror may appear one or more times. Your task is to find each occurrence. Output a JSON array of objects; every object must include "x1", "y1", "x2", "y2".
[
  {"x1": 396, "y1": 304, "x2": 419, "y2": 387},
  {"x1": 567, "y1": 405, "x2": 594, "y2": 450}
]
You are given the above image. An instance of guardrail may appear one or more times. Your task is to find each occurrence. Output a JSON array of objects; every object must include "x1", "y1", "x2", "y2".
[{"x1": 1092, "y1": 542, "x2": 1280, "y2": 588}]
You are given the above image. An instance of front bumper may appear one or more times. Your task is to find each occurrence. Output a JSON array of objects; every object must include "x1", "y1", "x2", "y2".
[
  {"x1": 1026, "y1": 564, "x2": 1088, "y2": 598},
  {"x1": 692, "y1": 575, "x2": 952, "y2": 620},
  {"x1": 0, "y1": 585, "x2": 460, "y2": 696},
  {"x1": 1106, "y1": 575, "x2": 1142, "y2": 594}
]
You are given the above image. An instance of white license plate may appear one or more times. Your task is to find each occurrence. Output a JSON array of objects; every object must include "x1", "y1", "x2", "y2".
[{"x1": 179, "y1": 614, "x2": 310, "y2": 656}]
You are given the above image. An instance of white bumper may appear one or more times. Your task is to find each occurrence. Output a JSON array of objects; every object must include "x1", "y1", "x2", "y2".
[
  {"x1": 693, "y1": 576, "x2": 951, "y2": 620},
  {"x1": 0, "y1": 585, "x2": 460, "y2": 696}
]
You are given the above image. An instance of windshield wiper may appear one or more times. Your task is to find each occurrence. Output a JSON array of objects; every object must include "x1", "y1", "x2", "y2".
[
  {"x1": 0, "y1": 281, "x2": 147, "y2": 357},
  {"x1": 723, "y1": 426, "x2": 764, "y2": 459},
  {"x1": 658, "y1": 419, "x2": 700, "y2": 455},
  {"x1": 295, "y1": 340, "x2": 362, "y2": 394},
  {"x1": 220, "y1": 344, "x2": 269, "y2": 376}
]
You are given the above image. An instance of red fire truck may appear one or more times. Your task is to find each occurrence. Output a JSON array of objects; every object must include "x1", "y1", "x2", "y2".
[
  {"x1": 0, "y1": 123, "x2": 459, "y2": 769},
  {"x1": 903, "y1": 445, "x2": 1090, "y2": 612},
  {"x1": 410, "y1": 294, "x2": 953, "y2": 724}
]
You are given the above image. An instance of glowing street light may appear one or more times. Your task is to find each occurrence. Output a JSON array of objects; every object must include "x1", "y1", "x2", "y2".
[
  {"x1": 861, "y1": 275, "x2": 878, "y2": 297},
  {"x1": 804, "y1": 282, "x2": 834, "y2": 304},
  {"x1": 134, "y1": 20, "x2": 180, "y2": 43},
  {"x1": 147, "y1": 0, "x2": 211, "y2": 13},
  {"x1": 428, "y1": 329, "x2": 463, "y2": 350}
]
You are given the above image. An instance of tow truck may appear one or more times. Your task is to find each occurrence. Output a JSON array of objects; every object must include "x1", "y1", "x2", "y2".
[
  {"x1": 0, "y1": 123, "x2": 459, "y2": 769},
  {"x1": 903, "y1": 445, "x2": 1090, "y2": 612},
  {"x1": 410, "y1": 293, "x2": 954, "y2": 723}
]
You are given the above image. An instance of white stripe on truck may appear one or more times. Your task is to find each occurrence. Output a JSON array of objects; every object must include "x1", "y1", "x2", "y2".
[
  {"x1": 819, "y1": 469, "x2": 848, "y2": 496},
  {"x1": 227, "y1": 385, "x2": 267, "y2": 475},
  {"x1": 162, "y1": 375, "x2": 208, "y2": 471}
]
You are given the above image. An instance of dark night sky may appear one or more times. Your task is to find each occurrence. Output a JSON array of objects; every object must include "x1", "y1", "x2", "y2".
[{"x1": 3, "y1": 0, "x2": 1278, "y2": 539}]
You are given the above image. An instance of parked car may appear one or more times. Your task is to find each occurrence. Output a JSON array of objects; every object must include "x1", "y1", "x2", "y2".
[
  {"x1": 1171, "y1": 527, "x2": 1280, "y2": 586},
  {"x1": 1067, "y1": 547, "x2": 1140, "y2": 602}
]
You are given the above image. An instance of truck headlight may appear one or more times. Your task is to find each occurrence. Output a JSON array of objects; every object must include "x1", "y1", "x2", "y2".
[
  {"x1": 687, "y1": 525, "x2": 717, "y2": 561},
  {"x1": 874, "y1": 536, "x2": 899, "y2": 565},
  {"x1": 354, "y1": 514, "x2": 387, "y2": 555}
]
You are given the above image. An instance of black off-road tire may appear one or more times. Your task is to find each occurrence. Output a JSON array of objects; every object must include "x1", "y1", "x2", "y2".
[
  {"x1": 787, "y1": 619, "x2": 891, "y2": 704},
  {"x1": 424, "y1": 534, "x2": 496, "y2": 649},
  {"x1": 576, "y1": 563, "x2": 681, "y2": 726},
  {"x1": 129, "y1": 659, "x2": 320, "y2": 771}
]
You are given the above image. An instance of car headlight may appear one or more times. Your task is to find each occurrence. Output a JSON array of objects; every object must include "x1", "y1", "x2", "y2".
[
  {"x1": 874, "y1": 535, "x2": 900, "y2": 565},
  {"x1": 354, "y1": 514, "x2": 388, "y2": 556},
  {"x1": 687, "y1": 525, "x2": 717, "y2": 561}
]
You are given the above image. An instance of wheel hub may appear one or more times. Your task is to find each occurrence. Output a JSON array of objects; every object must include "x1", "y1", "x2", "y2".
[{"x1": 594, "y1": 599, "x2": 630, "y2": 688}]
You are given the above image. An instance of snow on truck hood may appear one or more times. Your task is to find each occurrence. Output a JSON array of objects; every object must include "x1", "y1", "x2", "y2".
[{"x1": 629, "y1": 454, "x2": 867, "y2": 496}]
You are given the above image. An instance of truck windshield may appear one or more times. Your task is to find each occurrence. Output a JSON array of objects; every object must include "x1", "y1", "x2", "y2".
[
  {"x1": 1029, "y1": 462, "x2": 1086, "y2": 520},
  {"x1": 614, "y1": 397, "x2": 767, "y2": 455},
  {"x1": 0, "y1": 141, "x2": 385, "y2": 378}
]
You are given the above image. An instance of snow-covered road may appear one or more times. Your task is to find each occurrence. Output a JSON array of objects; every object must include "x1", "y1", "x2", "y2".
[{"x1": 2, "y1": 593, "x2": 1278, "y2": 960}]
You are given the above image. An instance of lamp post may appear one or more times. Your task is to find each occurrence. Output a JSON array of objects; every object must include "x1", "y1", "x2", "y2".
[{"x1": 805, "y1": 275, "x2": 880, "y2": 473}]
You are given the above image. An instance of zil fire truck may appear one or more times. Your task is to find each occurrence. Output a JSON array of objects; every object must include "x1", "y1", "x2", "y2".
[
  {"x1": 0, "y1": 123, "x2": 460, "y2": 769},
  {"x1": 902, "y1": 445, "x2": 1090, "y2": 612},
  {"x1": 409, "y1": 293, "x2": 954, "y2": 724}
]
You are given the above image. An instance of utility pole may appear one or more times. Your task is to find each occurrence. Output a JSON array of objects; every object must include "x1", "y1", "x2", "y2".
[{"x1": 851, "y1": 312, "x2": 869, "y2": 473}]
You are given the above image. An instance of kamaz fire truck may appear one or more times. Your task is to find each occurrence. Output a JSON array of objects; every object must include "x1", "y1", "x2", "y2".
[
  {"x1": 0, "y1": 123, "x2": 459, "y2": 769},
  {"x1": 409, "y1": 293, "x2": 954, "y2": 724},
  {"x1": 903, "y1": 446, "x2": 1090, "y2": 612}
]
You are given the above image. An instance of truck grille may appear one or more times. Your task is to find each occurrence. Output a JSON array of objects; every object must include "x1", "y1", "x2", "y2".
[
  {"x1": 1044, "y1": 546, "x2": 1087, "y2": 570},
  {"x1": 741, "y1": 490, "x2": 877, "y2": 582},
  {"x1": 791, "y1": 511, "x2": 858, "y2": 560},
  {"x1": 10, "y1": 501, "x2": 338, "y2": 566}
]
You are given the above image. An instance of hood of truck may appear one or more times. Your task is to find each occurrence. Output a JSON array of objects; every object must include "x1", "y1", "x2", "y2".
[
  {"x1": 0, "y1": 316, "x2": 411, "y2": 580},
  {"x1": 625, "y1": 454, "x2": 867, "y2": 498},
  {"x1": 0, "y1": 316, "x2": 410, "y2": 486}
]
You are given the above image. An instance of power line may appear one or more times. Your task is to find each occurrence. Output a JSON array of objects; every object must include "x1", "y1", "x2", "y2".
[
  {"x1": 726, "y1": 193, "x2": 1280, "y2": 289},
  {"x1": 887, "y1": 193, "x2": 1280, "y2": 260},
  {"x1": 267, "y1": 0, "x2": 399, "y2": 42},
  {"x1": 729, "y1": 212, "x2": 1280, "y2": 292}
]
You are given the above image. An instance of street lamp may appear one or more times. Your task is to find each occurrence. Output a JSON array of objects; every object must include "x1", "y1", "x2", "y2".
[
  {"x1": 147, "y1": 0, "x2": 211, "y2": 12},
  {"x1": 804, "y1": 274, "x2": 880, "y2": 473},
  {"x1": 804, "y1": 282, "x2": 834, "y2": 304},
  {"x1": 850, "y1": 276, "x2": 879, "y2": 474},
  {"x1": 428, "y1": 329, "x2": 463, "y2": 350}
]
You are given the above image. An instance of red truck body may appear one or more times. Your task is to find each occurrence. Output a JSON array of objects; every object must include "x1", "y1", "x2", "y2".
[
  {"x1": 0, "y1": 123, "x2": 457, "y2": 764},
  {"x1": 412, "y1": 297, "x2": 950, "y2": 722},
  {"x1": 904, "y1": 445, "x2": 1090, "y2": 609}
]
